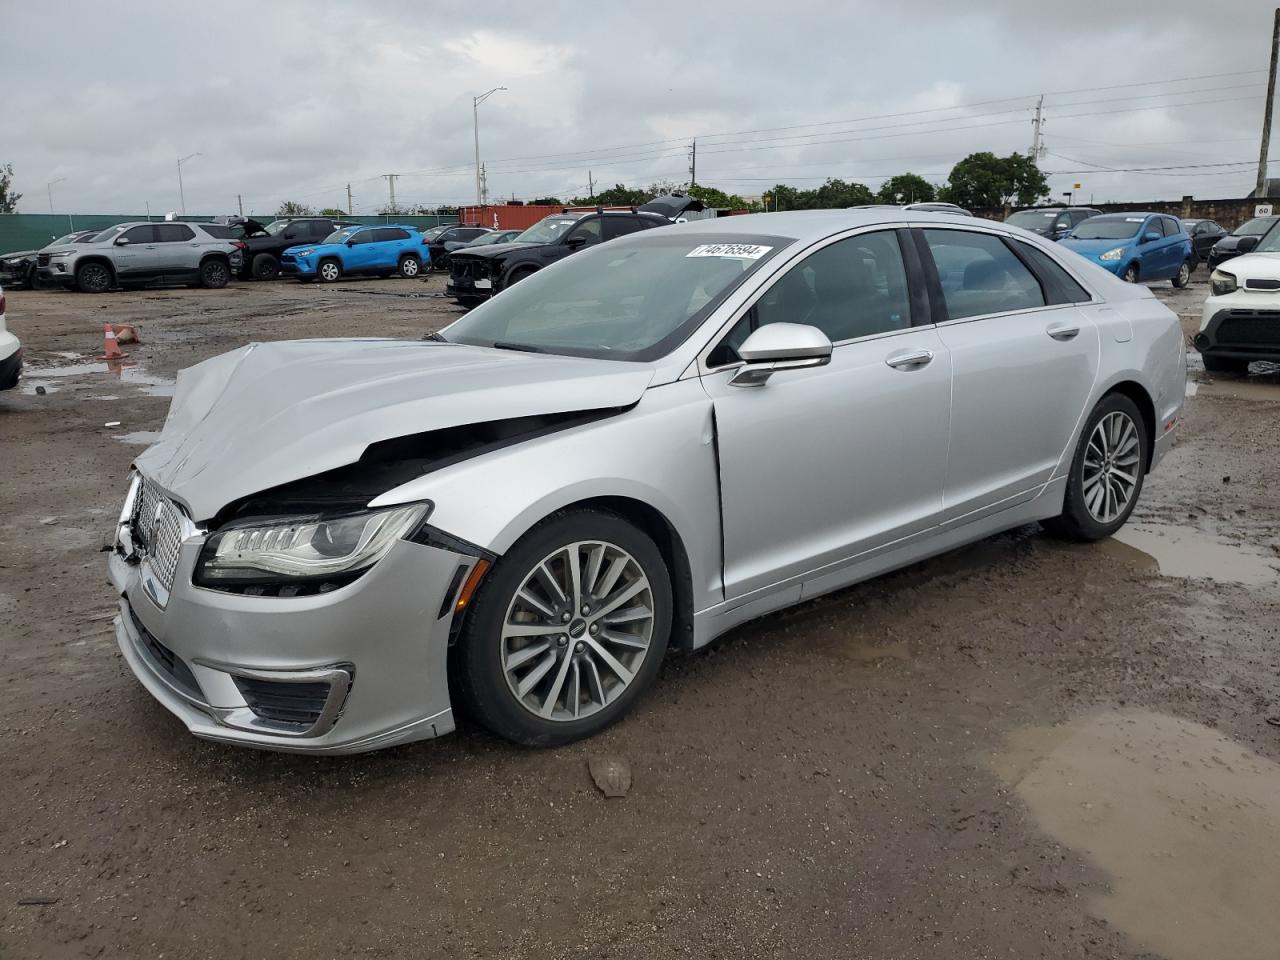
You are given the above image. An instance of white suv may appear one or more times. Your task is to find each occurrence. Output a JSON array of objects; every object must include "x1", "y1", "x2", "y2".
[
  {"x1": 1198, "y1": 243, "x2": 1280, "y2": 374},
  {"x1": 0, "y1": 283, "x2": 20, "y2": 391}
]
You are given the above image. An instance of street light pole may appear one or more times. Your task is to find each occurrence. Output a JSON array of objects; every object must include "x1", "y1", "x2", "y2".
[
  {"x1": 46, "y1": 177, "x2": 65, "y2": 215},
  {"x1": 177, "y1": 152, "x2": 202, "y2": 216},
  {"x1": 472, "y1": 86, "x2": 507, "y2": 207}
]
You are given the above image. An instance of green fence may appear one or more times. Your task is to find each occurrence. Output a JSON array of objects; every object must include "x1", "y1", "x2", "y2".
[{"x1": 0, "y1": 213, "x2": 459, "y2": 255}]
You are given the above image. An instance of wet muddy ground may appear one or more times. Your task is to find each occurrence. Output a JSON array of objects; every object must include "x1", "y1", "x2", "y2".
[{"x1": 1, "y1": 272, "x2": 1278, "y2": 959}]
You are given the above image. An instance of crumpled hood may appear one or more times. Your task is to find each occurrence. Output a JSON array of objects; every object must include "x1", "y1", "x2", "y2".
[
  {"x1": 1060, "y1": 237, "x2": 1133, "y2": 258},
  {"x1": 135, "y1": 339, "x2": 655, "y2": 521}
]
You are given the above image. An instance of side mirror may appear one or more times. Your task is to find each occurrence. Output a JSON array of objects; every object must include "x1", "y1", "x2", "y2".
[
  {"x1": 114, "y1": 237, "x2": 130, "y2": 246},
  {"x1": 346, "y1": 239, "x2": 357, "y2": 247},
  {"x1": 284, "y1": 231, "x2": 296, "y2": 239},
  {"x1": 730, "y1": 323, "x2": 832, "y2": 387},
  {"x1": 565, "y1": 235, "x2": 587, "y2": 250},
  {"x1": 1238, "y1": 235, "x2": 1260, "y2": 252},
  {"x1": 1142, "y1": 231, "x2": 1161, "y2": 244}
]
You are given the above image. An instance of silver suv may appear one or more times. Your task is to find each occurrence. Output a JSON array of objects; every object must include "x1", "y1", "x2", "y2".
[{"x1": 36, "y1": 221, "x2": 241, "y2": 293}]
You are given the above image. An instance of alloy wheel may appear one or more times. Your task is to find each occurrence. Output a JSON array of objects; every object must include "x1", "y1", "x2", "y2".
[
  {"x1": 1082, "y1": 411, "x2": 1141, "y2": 523},
  {"x1": 501, "y1": 540, "x2": 655, "y2": 722},
  {"x1": 203, "y1": 262, "x2": 227, "y2": 287},
  {"x1": 1176, "y1": 261, "x2": 1190, "y2": 286},
  {"x1": 400, "y1": 258, "x2": 420, "y2": 277},
  {"x1": 320, "y1": 262, "x2": 340, "y2": 282},
  {"x1": 80, "y1": 264, "x2": 110, "y2": 292}
]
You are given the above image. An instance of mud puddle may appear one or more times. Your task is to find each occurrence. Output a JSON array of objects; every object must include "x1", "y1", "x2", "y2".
[
  {"x1": 1103, "y1": 523, "x2": 1278, "y2": 585},
  {"x1": 22, "y1": 360, "x2": 175, "y2": 397},
  {"x1": 995, "y1": 710, "x2": 1280, "y2": 960}
]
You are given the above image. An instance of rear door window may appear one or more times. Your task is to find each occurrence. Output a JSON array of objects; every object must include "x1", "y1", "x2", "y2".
[
  {"x1": 603, "y1": 216, "x2": 648, "y2": 240},
  {"x1": 376, "y1": 228, "x2": 410, "y2": 242},
  {"x1": 156, "y1": 223, "x2": 195, "y2": 242},
  {"x1": 921, "y1": 229, "x2": 1046, "y2": 320}
]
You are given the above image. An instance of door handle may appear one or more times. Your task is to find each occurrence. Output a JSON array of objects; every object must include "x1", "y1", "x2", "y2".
[
  {"x1": 886, "y1": 349, "x2": 934, "y2": 370},
  {"x1": 1046, "y1": 323, "x2": 1080, "y2": 341}
]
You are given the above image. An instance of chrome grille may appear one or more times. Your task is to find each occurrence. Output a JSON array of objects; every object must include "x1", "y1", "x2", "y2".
[{"x1": 131, "y1": 475, "x2": 185, "y2": 593}]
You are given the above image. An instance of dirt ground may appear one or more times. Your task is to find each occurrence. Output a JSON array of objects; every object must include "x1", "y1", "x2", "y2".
[{"x1": 1, "y1": 270, "x2": 1278, "y2": 960}]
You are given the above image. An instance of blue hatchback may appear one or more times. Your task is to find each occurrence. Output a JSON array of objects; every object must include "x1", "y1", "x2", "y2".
[
  {"x1": 281, "y1": 224, "x2": 429, "y2": 282},
  {"x1": 1058, "y1": 212, "x2": 1194, "y2": 287}
]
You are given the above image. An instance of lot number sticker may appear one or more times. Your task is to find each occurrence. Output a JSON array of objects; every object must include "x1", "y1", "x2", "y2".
[{"x1": 686, "y1": 243, "x2": 772, "y2": 260}]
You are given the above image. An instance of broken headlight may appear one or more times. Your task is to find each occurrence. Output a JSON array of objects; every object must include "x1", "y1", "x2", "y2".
[{"x1": 194, "y1": 504, "x2": 428, "y2": 587}]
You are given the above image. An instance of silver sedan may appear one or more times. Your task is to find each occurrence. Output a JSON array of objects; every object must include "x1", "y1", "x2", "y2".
[{"x1": 108, "y1": 209, "x2": 1186, "y2": 753}]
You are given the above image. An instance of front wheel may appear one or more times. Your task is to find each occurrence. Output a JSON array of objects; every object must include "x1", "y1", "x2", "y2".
[
  {"x1": 200, "y1": 258, "x2": 230, "y2": 289},
  {"x1": 454, "y1": 510, "x2": 672, "y2": 747},
  {"x1": 1044, "y1": 393, "x2": 1148, "y2": 542},
  {"x1": 251, "y1": 253, "x2": 279, "y2": 280},
  {"x1": 1171, "y1": 259, "x2": 1192, "y2": 288},
  {"x1": 1122, "y1": 263, "x2": 1139, "y2": 283},
  {"x1": 317, "y1": 259, "x2": 342, "y2": 283},
  {"x1": 75, "y1": 262, "x2": 113, "y2": 294},
  {"x1": 398, "y1": 255, "x2": 421, "y2": 278}
]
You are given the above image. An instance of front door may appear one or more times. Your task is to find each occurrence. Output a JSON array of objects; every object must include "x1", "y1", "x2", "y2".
[
  {"x1": 114, "y1": 224, "x2": 161, "y2": 278},
  {"x1": 916, "y1": 227, "x2": 1100, "y2": 521},
  {"x1": 344, "y1": 230, "x2": 382, "y2": 273},
  {"x1": 702, "y1": 228, "x2": 952, "y2": 601}
]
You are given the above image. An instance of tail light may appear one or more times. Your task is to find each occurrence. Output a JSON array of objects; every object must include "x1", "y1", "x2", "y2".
[
  {"x1": 422, "y1": 237, "x2": 430, "y2": 245},
  {"x1": 232, "y1": 241, "x2": 247, "y2": 251}
]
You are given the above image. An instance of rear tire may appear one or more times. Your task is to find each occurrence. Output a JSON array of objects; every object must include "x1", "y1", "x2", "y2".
[
  {"x1": 251, "y1": 253, "x2": 279, "y2": 280},
  {"x1": 1122, "y1": 263, "x2": 1139, "y2": 283},
  {"x1": 317, "y1": 259, "x2": 342, "y2": 283},
  {"x1": 454, "y1": 509, "x2": 672, "y2": 747},
  {"x1": 200, "y1": 258, "x2": 230, "y2": 289},
  {"x1": 398, "y1": 255, "x2": 421, "y2": 278},
  {"x1": 1044, "y1": 393, "x2": 1149, "y2": 542},
  {"x1": 1202, "y1": 355, "x2": 1250, "y2": 375},
  {"x1": 1171, "y1": 259, "x2": 1192, "y2": 288},
  {"x1": 75, "y1": 262, "x2": 113, "y2": 294}
]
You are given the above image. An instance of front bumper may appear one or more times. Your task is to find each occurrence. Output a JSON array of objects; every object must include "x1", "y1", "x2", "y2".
[
  {"x1": 107, "y1": 510, "x2": 477, "y2": 754},
  {"x1": 1195, "y1": 294, "x2": 1280, "y2": 361},
  {"x1": 279, "y1": 258, "x2": 315, "y2": 277},
  {"x1": 445, "y1": 276, "x2": 493, "y2": 300},
  {"x1": 0, "y1": 339, "x2": 21, "y2": 390},
  {"x1": 36, "y1": 259, "x2": 76, "y2": 285}
]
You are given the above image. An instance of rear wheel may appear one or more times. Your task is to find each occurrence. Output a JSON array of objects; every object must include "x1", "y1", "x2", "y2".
[
  {"x1": 1171, "y1": 259, "x2": 1192, "y2": 288},
  {"x1": 1122, "y1": 263, "x2": 1139, "y2": 283},
  {"x1": 454, "y1": 509, "x2": 672, "y2": 747},
  {"x1": 317, "y1": 259, "x2": 342, "y2": 283},
  {"x1": 1202, "y1": 355, "x2": 1250, "y2": 375},
  {"x1": 398, "y1": 255, "x2": 421, "y2": 278},
  {"x1": 251, "y1": 253, "x2": 279, "y2": 280},
  {"x1": 1044, "y1": 393, "x2": 1148, "y2": 542},
  {"x1": 200, "y1": 258, "x2": 230, "y2": 289},
  {"x1": 75, "y1": 262, "x2": 113, "y2": 294}
]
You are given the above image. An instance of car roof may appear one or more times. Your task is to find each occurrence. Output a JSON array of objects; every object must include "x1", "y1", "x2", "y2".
[
  {"x1": 1089, "y1": 211, "x2": 1163, "y2": 220},
  {"x1": 650, "y1": 208, "x2": 1018, "y2": 242}
]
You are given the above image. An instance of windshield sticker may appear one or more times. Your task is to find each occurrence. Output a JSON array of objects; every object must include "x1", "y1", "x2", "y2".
[{"x1": 686, "y1": 243, "x2": 773, "y2": 260}]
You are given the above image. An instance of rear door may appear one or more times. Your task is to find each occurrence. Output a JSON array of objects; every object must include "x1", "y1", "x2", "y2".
[
  {"x1": 154, "y1": 223, "x2": 198, "y2": 275},
  {"x1": 916, "y1": 227, "x2": 1100, "y2": 521}
]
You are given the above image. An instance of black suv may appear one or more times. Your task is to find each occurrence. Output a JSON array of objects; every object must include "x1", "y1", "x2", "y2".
[
  {"x1": 424, "y1": 225, "x2": 494, "y2": 272},
  {"x1": 446, "y1": 210, "x2": 668, "y2": 303},
  {"x1": 234, "y1": 217, "x2": 356, "y2": 280}
]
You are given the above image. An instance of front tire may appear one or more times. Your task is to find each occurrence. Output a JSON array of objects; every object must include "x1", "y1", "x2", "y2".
[
  {"x1": 317, "y1": 259, "x2": 342, "y2": 283},
  {"x1": 1171, "y1": 259, "x2": 1192, "y2": 288},
  {"x1": 1122, "y1": 263, "x2": 1139, "y2": 283},
  {"x1": 200, "y1": 258, "x2": 230, "y2": 289},
  {"x1": 454, "y1": 509, "x2": 672, "y2": 747},
  {"x1": 1044, "y1": 393, "x2": 1148, "y2": 542},
  {"x1": 75, "y1": 262, "x2": 113, "y2": 294},
  {"x1": 398, "y1": 255, "x2": 421, "y2": 278},
  {"x1": 251, "y1": 253, "x2": 280, "y2": 280}
]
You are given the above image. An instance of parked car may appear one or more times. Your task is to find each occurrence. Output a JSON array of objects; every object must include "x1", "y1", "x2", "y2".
[
  {"x1": 1006, "y1": 207, "x2": 1102, "y2": 241},
  {"x1": 280, "y1": 224, "x2": 428, "y2": 282},
  {"x1": 233, "y1": 217, "x2": 357, "y2": 280},
  {"x1": 0, "y1": 283, "x2": 19, "y2": 390},
  {"x1": 35, "y1": 222, "x2": 240, "y2": 293},
  {"x1": 424, "y1": 225, "x2": 494, "y2": 272},
  {"x1": 0, "y1": 230, "x2": 98, "y2": 288},
  {"x1": 447, "y1": 210, "x2": 670, "y2": 303},
  {"x1": 1196, "y1": 229, "x2": 1280, "y2": 373},
  {"x1": 1205, "y1": 216, "x2": 1279, "y2": 273},
  {"x1": 1181, "y1": 218, "x2": 1227, "y2": 263},
  {"x1": 107, "y1": 209, "x2": 1184, "y2": 753},
  {"x1": 463, "y1": 229, "x2": 523, "y2": 248},
  {"x1": 1059, "y1": 212, "x2": 1194, "y2": 286}
]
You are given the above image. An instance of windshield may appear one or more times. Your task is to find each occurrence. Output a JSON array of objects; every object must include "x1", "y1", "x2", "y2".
[
  {"x1": 1234, "y1": 217, "x2": 1276, "y2": 237},
  {"x1": 51, "y1": 232, "x2": 85, "y2": 245},
  {"x1": 89, "y1": 226, "x2": 127, "y2": 243},
  {"x1": 441, "y1": 233, "x2": 790, "y2": 361},
  {"x1": 1007, "y1": 211, "x2": 1059, "y2": 230},
  {"x1": 515, "y1": 216, "x2": 582, "y2": 244},
  {"x1": 420, "y1": 226, "x2": 448, "y2": 241},
  {"x1": 264, "y1": 220, "x2": 297, "y2": 236},
  {"x1": 1253, "y1": 226, "x2": 1280, "y2": 253},
  {"x1": 321, "y1": 227, "x2": 360, "y2": 244},
  {"x1": 1070, "y1": 218, "x2": 1144, "y2": 240}
]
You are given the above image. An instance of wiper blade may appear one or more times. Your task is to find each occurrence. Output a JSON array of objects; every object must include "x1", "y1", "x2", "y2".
[{"x1": 491, "y1": 341, "x2": 547, "y2": 354}]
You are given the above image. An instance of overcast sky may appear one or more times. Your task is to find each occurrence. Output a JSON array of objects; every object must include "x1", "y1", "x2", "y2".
[{"x1": 2, "y1": 0, "x2": 1276, "y2": 216}]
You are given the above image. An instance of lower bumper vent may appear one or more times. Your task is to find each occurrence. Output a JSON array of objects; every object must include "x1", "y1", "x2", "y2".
[{"x1": 233, "y1": 676, "x2": 337, "y2": 728}]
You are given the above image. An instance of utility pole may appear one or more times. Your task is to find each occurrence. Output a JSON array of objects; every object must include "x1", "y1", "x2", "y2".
[
  {"x1": 588, "y1": 171, "x2": 594, "y2": 201},
  {"x1": 1257, "y1": 8, "x2": 1280, "y2": 199},
  {"x1": 346, "y1": 183, "x2": 353, "y2": 215},
  {"x1": 177, "y1": 153, "x2": 201, "y2": 216},
  {"x1": 480, "y1": 162, "x2": 488, "y2": 205},
  {"x1": 382, "y1": 173, "x2": 399, "y2": 213},
  {"x1": 472, "y1": 86, "x2": 507, "y2": 207},
  {"x1": 46, "y1": 177, "x2": 65, "y2": 215},
  {"x1": 237, "y1": 194, "x2": 244, "y2": 217},
  {"x1": 689, "y1": 139, "x2": 697, "y2": 186},
  {"x1": 1030, "y1": 94, "x2": 1045, "y2": 161}
]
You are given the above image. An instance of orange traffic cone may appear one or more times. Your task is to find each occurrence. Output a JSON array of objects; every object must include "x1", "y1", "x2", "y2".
[
  {"x1": 101, "y1": 322, "x2": 125, "y2": 360},
  {"x1": 112, "y1": 323, "x2": 141, "y2": 345}
]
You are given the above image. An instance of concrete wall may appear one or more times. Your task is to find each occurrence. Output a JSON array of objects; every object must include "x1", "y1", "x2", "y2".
[
  {"x1": 974, "y1": 198, "x2": 1276, "y2": 232},
  {"x1": 0, "y1": 213, "x2": 458, "y2": 256}
]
